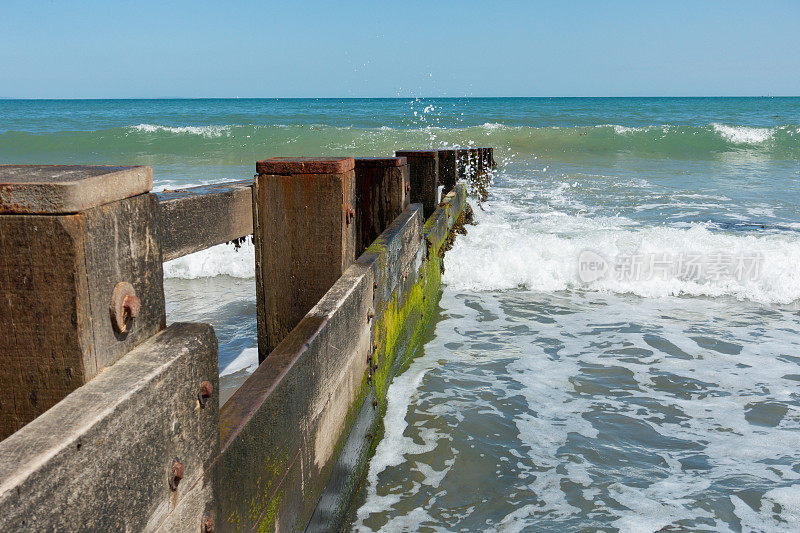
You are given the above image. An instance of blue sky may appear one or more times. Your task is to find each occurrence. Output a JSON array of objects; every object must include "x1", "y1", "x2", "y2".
[{"x1": 2, "y1": 0, "x2": 799, "y2": 98}]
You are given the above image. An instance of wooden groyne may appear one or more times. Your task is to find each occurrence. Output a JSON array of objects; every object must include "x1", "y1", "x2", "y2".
[{"x1": 0, "y1": 147, "x2": 494, "y2": 531}]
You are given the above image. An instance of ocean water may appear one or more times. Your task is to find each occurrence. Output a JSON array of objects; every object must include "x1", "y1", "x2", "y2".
[{"x1": 2, "y1": 98, "x2": 799, "y2": 530}]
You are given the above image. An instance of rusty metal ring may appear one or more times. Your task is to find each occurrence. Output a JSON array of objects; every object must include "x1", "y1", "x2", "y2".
[{"x1": 110, "y1": 282, "x2": 140, "y2": 335}]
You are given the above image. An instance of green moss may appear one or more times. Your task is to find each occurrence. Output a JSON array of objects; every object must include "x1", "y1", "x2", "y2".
[
  {"x1": 257, "y1": 493, "x2": 282, "y2": 533},
  {"x1": 241, "y1": 187, "x2": 467, "y2": 532}
]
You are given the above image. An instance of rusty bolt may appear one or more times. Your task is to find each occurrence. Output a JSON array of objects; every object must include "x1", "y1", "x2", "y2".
[
  {"x1": 373, "y1": 281, "x2": 378, "y2": 289},
  {"x1": 367, "y1": 308, "x2": 374, "y2": 322},
  {"x1": 169, "y1": 459, "x2": 184, "y2": 491},
  {"x1": 405, "y1": 182, "x2": 411, "y2": 193},
  {"x1": 345, "y1": 205, "x2": 355, "y2": 224},
  {"x1": 372, "y1": 400, "x2": 378, "y2": 408},
  {"x1": 198, "y1": 380, "x2": 213, "y2": 407},
  {"x1": 110, "y1": 282, "x2": 141, "y2": 335},
  {"x1": 202, "y1": 516, "x2": 215, "y2": 533}
]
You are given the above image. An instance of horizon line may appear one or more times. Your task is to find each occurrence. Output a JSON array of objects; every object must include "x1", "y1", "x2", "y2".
[{"x1": 2, "y1": 95, "x2": 798, "y2": 101}]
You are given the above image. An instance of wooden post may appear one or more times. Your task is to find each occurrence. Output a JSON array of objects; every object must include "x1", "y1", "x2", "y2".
[
  {"x1": 0, "y1": 165, "x2": 165, "y2": 440},
  {"x1": 394, "y1": 150, "x2": 439, "y2": 218},
  {"x1": 436, "y1": 148, "x2": 458, "y2": 196},
  {"x1": 253, "y1": 157, "x2": 357, "y2": 362},
  {"x1": 353, "y1": 157, "x2": 408, "y2": 256}
]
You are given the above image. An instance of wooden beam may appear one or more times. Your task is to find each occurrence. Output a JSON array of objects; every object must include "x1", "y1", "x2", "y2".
[
  {"x1": 0, "y1": 323, "x2": 219, "y2": 531},
  {"x1": 156, "y1": 180, "x2": 254, "y2": 262}
]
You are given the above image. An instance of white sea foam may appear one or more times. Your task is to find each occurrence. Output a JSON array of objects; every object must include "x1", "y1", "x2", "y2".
[
  {"x1": 163, "y1": 242, "x2": 255, "y2": 279},
  {"x1": 712, "y1": 123, "x2": 774, "y2": 144},
  {"x1": 443, "y1": 201, "x2": 800, "y2": 304},
  {"x1": 611, "y1": 125, "x2": 646, "y2": 134},
  {"x1": 353, "y1": 286, "x2": 800, "y2": 531},
  {"x1": 130, "y1": 123, "x2": 232, "y2": 137},
  {"x1": 220, "y1": 347, "x2": 258, "y2": 377}
]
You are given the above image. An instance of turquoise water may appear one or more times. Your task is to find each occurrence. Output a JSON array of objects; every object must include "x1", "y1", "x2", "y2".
[{"x1": 2, "y1": 98, "x2": 799, "y2": 530}]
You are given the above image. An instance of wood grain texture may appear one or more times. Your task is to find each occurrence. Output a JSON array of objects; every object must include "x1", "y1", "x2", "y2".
[
  {"x1": 437, "y1": 148, "x2": 458, "y2": 194},
  {"x1": 253, "y1": 170, "x2": 356, "y2": 362},
  {"x1": 0, "y1": 323, "x2": 219, "y2": 532},
  {"x1": 395, "y1": 150, "x2": 439, "y2": 218},
  {"x1": 0, "y1": 214, "x2": 92, "y2": 439},
  {"x1": 0, "y1": 192, "x2": 166, "y2": 440},
  {"x1": 82, "y1": 193, "x2": 166, "y2": 374},
  {"x1": 156, "y1": 180, "x2": 253, "y2": 262},
  {"x1": 354, "y1": 160, "x2": 407, "y2": 256},
  {"x1": 0, "y1": 165, "x2": 152, "y2": 214}
]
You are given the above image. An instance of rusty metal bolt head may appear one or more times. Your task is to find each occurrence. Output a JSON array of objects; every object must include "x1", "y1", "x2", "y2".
[
  {"x1": 405, "y1": 182, "x2": 411, "y2": 193},
  {"x1": 202, "y1": 516, "x2": 215, "y2": 533},
  {"x1": 110, "y1": 282, "x2": 140, "y2": 335},
  {"x1": 367, "y1": 308, "x2": 374, "y2": 322},
  {"x1": 169, "y1": 459, "x2": 184, "y2": 491},
  {"x1": 198, "y1": 380, "x2": 213, "y2": 407}
]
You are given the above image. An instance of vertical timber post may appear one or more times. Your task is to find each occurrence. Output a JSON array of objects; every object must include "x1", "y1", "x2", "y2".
[
  {"x1": 394, "y1": 150, "x2": 439, "y2": 218},
  {"x1": 353, "y1": 157, "x2": 408, "y2": 256},
  {"x1": 436, "y1": 148, "x2": 458, "y2": 196},
  {"x1": 0, "y1": 165, "x2": 165, "y2": 440},
  {"x1": 253, "y1": 157, "x2": 357, "y2": 363}
]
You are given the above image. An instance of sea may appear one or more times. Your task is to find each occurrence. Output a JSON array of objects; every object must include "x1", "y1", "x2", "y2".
[{"x1": 1, "y1": 97, "x2": 799, "y2": 531}]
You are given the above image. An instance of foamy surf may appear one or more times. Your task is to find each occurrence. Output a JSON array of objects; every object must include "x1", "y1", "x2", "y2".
[
  {"x1": 711, "y1": 123, "x2": 775, "y2": 144},
  {"x1": 444, "y1": 199, "x2": 800, "y2": 305},
  {"x1": 163, "y1": 241, "x2": 255, "y2": 279},
  {"x1": 219, "y1": 347, "x2": 258, "y2": 377},
  {"x1": 130, "y1": 123, "x2": 233, "y2": 137}
]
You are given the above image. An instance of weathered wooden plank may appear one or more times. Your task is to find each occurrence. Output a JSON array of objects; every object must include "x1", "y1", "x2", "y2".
[
  {"x1": 437, "y1": 148, "x2": 458, "y2": 194},
  {"x1": 253, "y1": 157, "x2": 357, "y2": 362},
  {"x1": 353, "y1": 157, "x2": 408, "y2": 257},
  {"x1": 0, "y1": 165, "x2": 152, "y2": 214},
  {"x1": 156, "y1": 180, "x2": 254, "y2": 262},
  {"x1": 0, "y1": 189, "x2": 166, "y2": 439},
  {"x1": 0, "y1": 214, "x2": 92, "y2": 439},
  {"x1": 0, "y1": 323, "x2": 219, "y2": 532},
  {"x1": 395, "y1": 150, "x2": 439, "y2": 218},
  {"x1": 213, "y1": 211, "x2": 422, "y2": 532},
  {"x1": 215, "y1": 260, "x2": 374, "y2": 532},
  {"x1": 213, "y1": 183, "x2": 467, "y2": 532},
  {"x1": 82, "y1": 193, "x2": 166, "y2": 374}
]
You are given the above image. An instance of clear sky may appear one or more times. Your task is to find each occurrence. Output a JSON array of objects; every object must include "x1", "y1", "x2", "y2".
[{"x1": 2, "y1": 0, "x2": 799, "y2": 98}]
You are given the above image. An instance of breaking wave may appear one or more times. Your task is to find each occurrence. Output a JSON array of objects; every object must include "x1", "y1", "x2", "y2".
[
  {"x1": 444, "y1": 203, "x2": 800, "y2": 305},
  {"x1": 0, "y1": 122, "x2": 798, "y2": 165}
]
